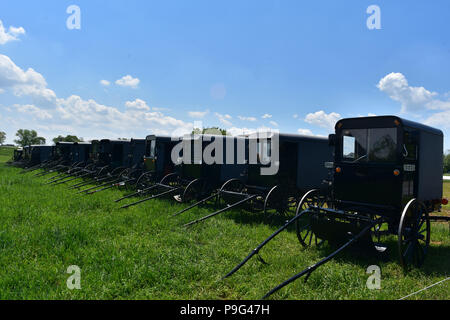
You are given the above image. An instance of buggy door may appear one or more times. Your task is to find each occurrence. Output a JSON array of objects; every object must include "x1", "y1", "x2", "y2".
[
  {"x1": 335, "y1": 127, "x2": 402, "y2": 208},
  {"x1": 401, "y1": 129, "x2": 418, "y2": 206}
]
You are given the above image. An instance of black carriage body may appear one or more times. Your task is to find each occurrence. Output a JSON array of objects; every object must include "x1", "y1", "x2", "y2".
[
  {"x1": 14, "y1": 148, "x2": 24, "y2": 161},
  {"x1": 72, "y1": 142, "x2": 92, "y2": 164},
  {"x1": 29, "y1": 145, "x2": 54, "y2": 165},
  {"x1": 246, "y1": 133, "x2": 333, "y2": 194},
  {"x1": 23, "y1": 146, "x2": 32, "y2": 162},
  {"x1": 127, "y1": 139, "x2": 146, "y2": 169},
  {"x1": 333, "y1": 115, "x2": 443, "y2": 215},
  {"x1": 98, "y1": 139, "x2": 131, "y2": 169},
  {"x1": 54, "y1": 142, "x2": 76, "y2": 164},
  {"x1": 178, "y1": 135, "x2": 247, "y2": 189},
  {"x1": 144, "y1": 135, "x2": 178, "y2": 180}
]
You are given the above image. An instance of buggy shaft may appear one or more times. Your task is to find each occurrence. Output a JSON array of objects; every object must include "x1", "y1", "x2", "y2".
[
  {"x1": 87, "y1": 178, "x2": 133, "y2": 195},
  {"x1": 77, "y1": 177, "x2": 120, "y2": 194},
  {"x1": 223, "y1": 209, "x2": 310, "y2": 279},
  {"x1": 172, "y1": 193, "x2": 219, "y2": 217},
  {"x1": 114, "y1": 184, "x2": 161, "y2": 202},
  {"x1": 262, "y1": 218, "x2": 381, "y2": 299},
  {"x1": 183, "y1": 194, "x2": 258, "y2": 228},
  {"x1": 120, "y1": 187, "x2": 182, "y2": 209}
]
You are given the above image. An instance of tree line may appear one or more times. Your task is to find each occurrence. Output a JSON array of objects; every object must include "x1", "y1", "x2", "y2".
[{"x1": 0, "y1": 129, "x2": 82, "y2": 147}]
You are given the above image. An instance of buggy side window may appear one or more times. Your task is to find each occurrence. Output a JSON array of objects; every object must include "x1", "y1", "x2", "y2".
[
  {"x1": 341, "y1": 129, "x2": 367, "y2": 162},
  {"x1": 257, "y1": 140, "x2": 271, "y2": 164},
  {"x1": 343, "y1": 136, "x2": 356, "y2": 159},
  {"x1": 149, "y1": 140, "x2": 156, "y2": 158}
]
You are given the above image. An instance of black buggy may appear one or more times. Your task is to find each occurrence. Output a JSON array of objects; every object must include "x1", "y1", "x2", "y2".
[
  {"x1": 225, "y1": 116, "x2": 449, "y2": 298},
  {"x1": 79, "y1": 138, "x2": 147, "y2": 195},
  {"x1": 115, "y1": 135, "x2": 179, "y2": 203},
  {"x1": 14, "y1": 145, "x2": 53, "y2": 171},
  {"x1": 67, "y1": 139, "x2": 133, "y2": 189},
  {"x1": 7, "y1": 147, "x2": 24, "y2": 166},
  {"x1": 182, "y1": 132, "x2": 333, "y2": 227},
  {"x1": 119, "y1": 134, "x2": 248, "y2": 210},
  {"x1": 43, "y1": 142, "x2": 94, "y2": 183}
]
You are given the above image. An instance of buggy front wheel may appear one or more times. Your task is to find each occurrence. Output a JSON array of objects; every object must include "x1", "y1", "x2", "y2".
[
  {"x1": 295, "y1": 189, "x2": 325, "y2": 248},
  {"x1": 398, "y1": 199, "x2": 430, "y2": 270}
]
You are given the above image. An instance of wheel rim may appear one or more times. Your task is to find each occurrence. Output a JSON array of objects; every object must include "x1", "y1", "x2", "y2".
[
  {"x1": 181, "y1": 179, "x2": 203, "y2": 203},
  {"x1": 136, "y1": 172, "x2": 154, "y2": 189},
  {"x1": 295, "y1": 190, "x2": 325, "y2": 248},
  {"x1": 263, "y1": 186, "x2": 295, "y2": 217},
  {"x1": 398, "y1": 199, "x2": 430, "y2": 269},
  {"x1": 219, "y1": 179, "x2": 246, "y2": 206}
]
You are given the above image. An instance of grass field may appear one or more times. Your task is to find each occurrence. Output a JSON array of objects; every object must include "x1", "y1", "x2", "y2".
[{"x1": 0, "y1": 146, "x2": 448, "y2": 300}]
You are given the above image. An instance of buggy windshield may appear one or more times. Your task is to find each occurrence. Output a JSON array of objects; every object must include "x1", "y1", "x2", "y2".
[{"x1": 341, "y1": 128, "x2": 397, "y2": 163}]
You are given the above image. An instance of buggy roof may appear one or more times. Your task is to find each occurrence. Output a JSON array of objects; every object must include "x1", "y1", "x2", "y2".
[
  {"x1": 145, "y1": 135, "x2": 181, "y2": 143},
  {"x1": 241, "y1": 132, "x2": 328, "y2": 143},
  {"x1": 336, "y1": 115, "x2": 443, "y2": 137},
  {"x1": 55, "y1": 142, "x2": 75, "y2": 146},
  {"x1": 100, "y1": 139, "x2": 130, "y2": 144}
]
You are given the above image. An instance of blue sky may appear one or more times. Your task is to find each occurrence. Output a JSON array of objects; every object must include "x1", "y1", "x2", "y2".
[{"x1": 0, "y1": 0, "x2": 449, "y2": 150}]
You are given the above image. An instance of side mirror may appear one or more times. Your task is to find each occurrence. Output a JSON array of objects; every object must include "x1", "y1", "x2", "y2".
[{"x1": 328, "y1": 134, "x2": 336, "y2": 147}]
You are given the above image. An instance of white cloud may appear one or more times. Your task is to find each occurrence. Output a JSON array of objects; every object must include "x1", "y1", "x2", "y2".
[
  {"x1": 262, "y1": 114, "x2": 272, "y2": 119},
  {"x1": 377, "y1": 72, "x2": 438, "y2": 113},
  {"x1": 227, "y1": 126, "x2": 278, "y2": 136},
  {"x1": 188, "y1": 110, "x2": 209, "y2": 118},
  {"x1": 269, "y1": 121, "x2": 278, "y2": 127},
  {"x1": 0, "y1": 54, "x2": 57, "y2": 106},
  {"x1": 14, "y1": 104, "x2": 52, "y2": 120},
  {"x1": 125, "y1": 98, "x2": 150, "y2": 111},
  {"x1": 297, "y1": 128, "x2": 314, "y2": 136},
  {"x1": 0, "y1": 20, "x2": 25, "y2": 45},
  {"x1": 293, "y1": 114, "x2": 299, "y2": 119},
  {"x1": 100, "y1": 80, "x2": 110, "y2": 87},
  {"x1": 115, "y1": 75, "x2": 140, "y2": 89},
  {"x1": 424, "y1": 110, "x2": 450, "y2": 129},
  {"x1": 238, "y1": 115, "x2": 257, "y2": 122},
  {"x1": 304, "y1": 110, "x2": 341, "y2": 130},
  {"x1": 0, "y1": 54, "x2": 193, "y2": 143},
  {"x1": 215, "y1": 112, "x2": 232, "y2": 126}
]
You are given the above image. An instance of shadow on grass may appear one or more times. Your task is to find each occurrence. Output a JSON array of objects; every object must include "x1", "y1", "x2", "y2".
[{"x1": 299, "y1": 237, "x2": 450, "y2": 277}]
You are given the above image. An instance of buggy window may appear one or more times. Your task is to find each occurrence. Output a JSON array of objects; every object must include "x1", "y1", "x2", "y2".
[
  {"x1": 341, "y1": 128, "x2": 397, "y2": 163},
  {"x1": 257, "y1": 140, "x2": 271, "y2": 164},
  {"x1": 146, "y1": 139, "x2": 156, "y2": 158}
]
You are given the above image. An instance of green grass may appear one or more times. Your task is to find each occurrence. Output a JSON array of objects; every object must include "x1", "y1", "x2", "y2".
[
  {"x1": 0, "y1": 147, "x2": 448, "y2": 300},
  {"x1": 0, "y1": 146, "x2": 14, "y2": 163}
]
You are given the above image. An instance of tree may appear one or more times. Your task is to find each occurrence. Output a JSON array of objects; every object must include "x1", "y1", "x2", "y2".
[
  {"x1": 444, "y1": 151, "x2": 450, "y2": 173},
  {"x1": 0, "y1": 131, "x2": 6, "y2": 145},
  {"x1": 14, "y1": 129, "x2": 46, "y2": 147},
  {"x1": 192, "y1": 127, "x2": 227, "y2": 136},
  {"x1": 52, "y1": 135, "x2": 83, "y2": 144}
]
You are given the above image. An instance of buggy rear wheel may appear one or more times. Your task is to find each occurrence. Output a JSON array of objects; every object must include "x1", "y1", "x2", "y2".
[
  {"x1": 136, "y1": 171, "x2": 154, "y2": 189},
  {"x1": 160, "y1": 173, "x2": 179, "y2": 186},
  {"x1": 398, "y1": 199, "x2": 430, "y2": 270},
  {"x1": 219, "y1": 178, "x2": 246, "y2": 206},
  {"x1": 263, "y1": 185, "x2": 296, "y2": 217},
  {"x1": 181, "y1": 178, "x2": 203, "y2": 203},
  {"x1": 295, "y1": 189, "x2": 325, "y2": 248}
]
